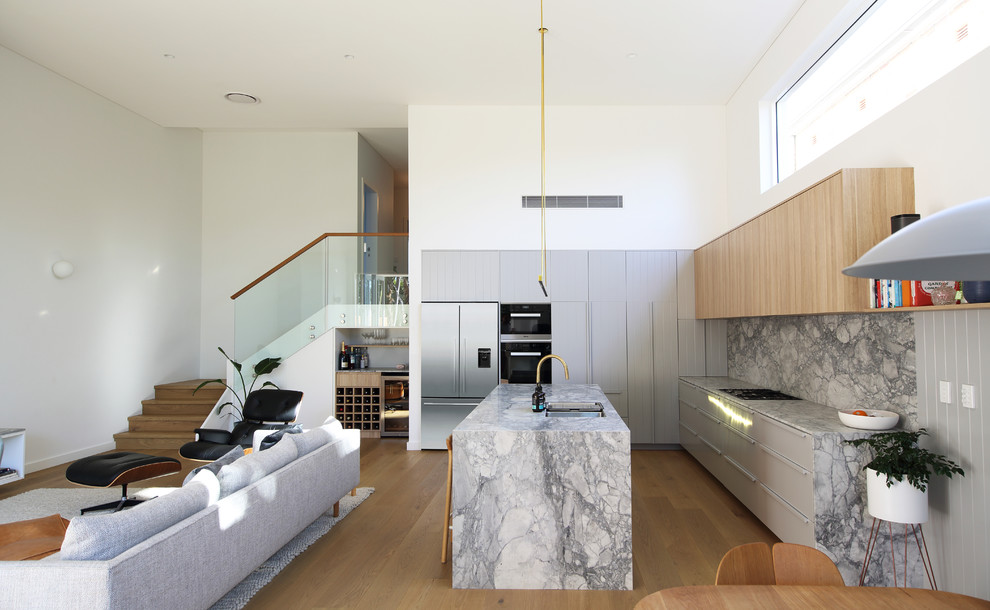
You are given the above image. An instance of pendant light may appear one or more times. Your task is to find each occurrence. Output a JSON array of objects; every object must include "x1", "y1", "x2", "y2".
[
  {"x1": 842, "y1": 196, "x2": 990, "y2": 280},
  {"x1": 537, "y1": 0, "x2": 549, "y2": 297}
]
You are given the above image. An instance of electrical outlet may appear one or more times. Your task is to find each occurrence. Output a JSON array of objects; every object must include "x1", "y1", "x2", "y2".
[
  {"x1": 939, "y1": 380, "x2": 952, "y2": 403},
  {"x1": 961, "y1": 384, "x2": 976, "y2": 410}
]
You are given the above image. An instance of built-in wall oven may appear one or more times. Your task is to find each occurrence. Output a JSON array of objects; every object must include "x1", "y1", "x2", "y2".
[{"x1": 500, "y1": 303, "x2": 552, "y2": 384}]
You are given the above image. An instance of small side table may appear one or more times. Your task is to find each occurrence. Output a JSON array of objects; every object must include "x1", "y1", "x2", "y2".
[{"x1": 0, "y1": 428, "x2": 26, "y2": 485}]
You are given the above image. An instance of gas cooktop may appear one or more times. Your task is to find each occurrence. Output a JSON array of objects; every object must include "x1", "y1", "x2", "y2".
[{"x1": 718, "y1": 388, "x2": 800, "y2": 401}]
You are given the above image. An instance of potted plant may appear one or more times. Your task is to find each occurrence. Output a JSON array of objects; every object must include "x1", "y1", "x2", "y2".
[
  {"x1": 195, "y1": 347, "x2": 282, "y2": 421},
  {"x1": 845, "y1": 428, "x2": 964, "y2": 524}
]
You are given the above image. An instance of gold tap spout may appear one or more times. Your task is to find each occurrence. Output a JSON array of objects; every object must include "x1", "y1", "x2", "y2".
[{"x1": 536, "y1": 354, "x2": 569, "y2": 384}]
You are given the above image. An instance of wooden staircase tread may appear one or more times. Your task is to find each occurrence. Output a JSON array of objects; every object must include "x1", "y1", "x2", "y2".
[
  {"x1": 143, "y1": 398, "x2": 220, "y2": 404},
  {"x1": 154, "y1": 379, "x2": 224, "y2": 389},
  {"x1": 114, "y1": 431, "x2": 194, "y2": 438},
  {"x1": 128, "y1": 414, "x2": 206, "y2": 421}
]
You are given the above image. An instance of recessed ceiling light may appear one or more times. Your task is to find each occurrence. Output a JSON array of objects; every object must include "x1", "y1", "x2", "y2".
[
  {"x1": 626, "y1": 53, "x2": 638, "y2": 60},
  {"x1": 224, "y1": 92, "x2": 260, "y2": 104},
  {"x1": 163, "y1": 53, "x2": 175, "y2": 60},
  {"x1": 343, "y1": 54, "x2": 356, "y2": 60}
]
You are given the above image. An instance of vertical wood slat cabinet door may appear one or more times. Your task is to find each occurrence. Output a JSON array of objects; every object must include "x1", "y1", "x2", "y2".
[
  {"x1": 500, "y1": 250, "x2": 551, "y2": 303},
  {"x1": 550, "y1": 302, "x2": 589, "y2": 384},
  {"x1": 589, "y1": 301, "x2": 628, "y2": 418},
  {"x1": 422, "y1": 250, "x2": 500, "y2": 302}
]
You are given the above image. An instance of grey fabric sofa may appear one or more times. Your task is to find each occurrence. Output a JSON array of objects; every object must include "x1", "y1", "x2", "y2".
[{"x1": 0, "y1": 419, "x2": 360, "y2": 610}]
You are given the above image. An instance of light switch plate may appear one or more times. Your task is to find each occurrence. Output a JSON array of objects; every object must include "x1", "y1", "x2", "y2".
[
  {"x1": 939, "y1": 380, "x2": 952, "y2": 403},
  {"x1": 961, "y1": 384, "x2": 976, "y2": 409}
]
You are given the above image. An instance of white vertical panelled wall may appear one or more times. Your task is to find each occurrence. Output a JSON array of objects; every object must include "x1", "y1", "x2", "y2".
[{"x1": 915, "y1": 310, "x2": 990, "y2": 600}]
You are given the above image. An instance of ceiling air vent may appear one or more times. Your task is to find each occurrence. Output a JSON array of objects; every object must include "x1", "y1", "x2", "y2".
[{"x1": 522, "y1": 195, "x2": 623, "y2": 209}]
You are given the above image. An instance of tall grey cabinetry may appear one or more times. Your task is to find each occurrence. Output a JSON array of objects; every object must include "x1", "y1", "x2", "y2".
[
  {"x1": 549, "y1": 251, "x2": 590, "y2": 385},
  {"x1": 421, "y1": 251, "x2": 499, "y2": 301},
  {"x1": 589, "y1": 252, "x2": 628, "y2": 426},
  {"x1": 625, "y1": 251, "x2": 679, "y2": 445}
]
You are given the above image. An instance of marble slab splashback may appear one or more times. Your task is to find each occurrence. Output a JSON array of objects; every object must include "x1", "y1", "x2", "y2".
[{"x1": 727, "y1": 313, "x2": 917, "y2": 428}]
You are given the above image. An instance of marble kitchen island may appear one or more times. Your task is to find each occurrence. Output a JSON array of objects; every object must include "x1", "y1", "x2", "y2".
[{"x1": 451, "y1": 384, "x2": 632, "y2": 590}]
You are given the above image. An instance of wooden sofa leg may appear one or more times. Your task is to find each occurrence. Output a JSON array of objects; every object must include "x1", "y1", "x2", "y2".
[
  {"x1": 351, "y1": 488, "x2": 357, "y2": 496},
  {"x1": 333, "y1": 501, "x2": 340, "y2": 518}
]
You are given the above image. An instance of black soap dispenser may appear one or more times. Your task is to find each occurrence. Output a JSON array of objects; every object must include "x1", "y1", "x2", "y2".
[{"x1": 532, "y1": 383, "x2": 546, "y2": 412}]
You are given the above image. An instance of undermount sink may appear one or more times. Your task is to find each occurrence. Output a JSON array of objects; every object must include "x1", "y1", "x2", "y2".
[{"x1": 545, "y1": 402, "x2": 605, "y2": 417}]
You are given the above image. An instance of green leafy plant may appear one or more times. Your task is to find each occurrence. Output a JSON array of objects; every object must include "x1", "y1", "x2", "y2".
[
  {"x1": 195, "y1": 347, "x2": 282, "y2": 421},
  {"x1": 845, "y1": 428, "x2": 964, "y2": 492}
]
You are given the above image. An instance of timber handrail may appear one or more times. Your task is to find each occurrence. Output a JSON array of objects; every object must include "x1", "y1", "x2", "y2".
[{"x1": 231, "y1": 232, "x2": 410, "y2": 300}]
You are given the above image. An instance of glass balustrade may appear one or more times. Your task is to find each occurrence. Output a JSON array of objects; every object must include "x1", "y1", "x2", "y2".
[{"x1": 233, "y1": 234, "x2": 409, "y2": 362}]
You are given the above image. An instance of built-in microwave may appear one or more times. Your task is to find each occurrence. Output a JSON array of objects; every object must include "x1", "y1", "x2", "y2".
[
  {"x1": 500, "y1": 303, "x2": 551, "y2": 341},
  {"x1": 500, "y1": 341, "x2": 552, "y2": 384}
]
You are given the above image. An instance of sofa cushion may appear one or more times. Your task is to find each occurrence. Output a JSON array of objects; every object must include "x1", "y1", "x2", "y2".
[
  {"x1": 216, "y1": 435, "x2": 297, "y2": 498},
  {"x1": 292, "y1": 419, "x2": 343, "y2": 456},
  {"x1": 185, "y1": 468, "x2": 221, "y2": 505},
  {"x1": 0, "y1": 514, "x2": 71, "y2": 560},
  {"x1": 181, "y1": 445, "x2": 244, "y2": 486},
  {"x1": 60, "y1": 481, "x2": 210, "y2": 561}
]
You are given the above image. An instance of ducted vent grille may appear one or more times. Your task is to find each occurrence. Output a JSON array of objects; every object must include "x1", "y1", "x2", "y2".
[{"x1": 522, "y1": 195, "x2": 623, "y2": 209}]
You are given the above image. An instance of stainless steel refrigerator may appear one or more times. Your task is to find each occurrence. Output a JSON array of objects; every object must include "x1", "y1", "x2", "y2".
[{"x1": 421, "y1": 302, "x2": 498, "y2": 449}]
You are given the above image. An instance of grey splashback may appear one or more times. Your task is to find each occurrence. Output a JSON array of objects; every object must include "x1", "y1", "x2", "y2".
[{"x1": 727, "y1": 313, "x2": 917, "y2": 427}]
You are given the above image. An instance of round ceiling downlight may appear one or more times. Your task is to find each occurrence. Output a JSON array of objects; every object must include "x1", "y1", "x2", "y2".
[{"x1": 224, "y1": 92, "x2": 260, "y2": 104}]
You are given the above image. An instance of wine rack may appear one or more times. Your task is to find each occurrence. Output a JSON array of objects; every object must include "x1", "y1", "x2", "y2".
[{"x1": 335, "y1": 372, "x2": 382, "y2": 438}]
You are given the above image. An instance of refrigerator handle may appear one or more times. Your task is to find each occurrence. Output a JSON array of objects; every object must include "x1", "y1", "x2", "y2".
[
  {"x1": 461, "y1": 338, "x2": 467, "y2": 395},
  {"x1": 451, "y1": 339, "x2": 459, "y2": 396}
]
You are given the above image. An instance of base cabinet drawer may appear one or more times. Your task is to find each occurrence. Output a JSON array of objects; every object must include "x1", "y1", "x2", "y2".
[
  {"x1": 752, "y1": 444, "x2": 814, "y2": 517},
  {"x1": 752, "y1": 413, "x2": 813, "y2": 470},
  {"x1": 754, "y1": 483, "x2": 814, "y2": 545}
]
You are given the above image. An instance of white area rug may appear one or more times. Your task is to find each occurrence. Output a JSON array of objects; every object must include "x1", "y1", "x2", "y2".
[{"x1": 0, "y1": 486, "x2": 374, "y2": 609}]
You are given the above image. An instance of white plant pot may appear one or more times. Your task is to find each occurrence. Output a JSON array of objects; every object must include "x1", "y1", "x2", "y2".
[{"x1": 866, "y1": 467, "x2": 929, "y2": 524}]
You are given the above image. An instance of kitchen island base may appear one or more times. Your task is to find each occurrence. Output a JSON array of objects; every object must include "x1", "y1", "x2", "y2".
[{"x1": 452, "y1": 384, "x2": 632, "y2": 590}]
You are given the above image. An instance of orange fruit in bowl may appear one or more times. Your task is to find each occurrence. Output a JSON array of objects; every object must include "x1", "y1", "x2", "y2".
[{"x1": 852, "y1": 409, "x2": 869, "y2": 417}]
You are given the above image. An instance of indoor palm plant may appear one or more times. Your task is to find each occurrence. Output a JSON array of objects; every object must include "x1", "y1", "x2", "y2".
[
  {"x1": 195, "y1": 347, "x2": 282, "y2": 421},
  {"x1": 845, "y1": 428, "x2": 964, "y2": 523}
]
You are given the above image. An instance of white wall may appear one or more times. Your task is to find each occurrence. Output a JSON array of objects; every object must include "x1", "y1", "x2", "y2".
[
  {"x1": 0, "y1": 47, "x2": 203, "y2": 470},
  {"x1": 199, "y1": 131, "x2": 361, "y2": 375},
  {"x1": 405, "y1": 104, "x2": 726, "y2": 449},
  {"x1": 725, "y1": 1, "x2": 990, "y2": 232}
]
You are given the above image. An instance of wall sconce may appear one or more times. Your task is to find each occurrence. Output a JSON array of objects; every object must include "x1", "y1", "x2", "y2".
[{"x1": 52, "y1": 260, "x2": 74, "y2": 279}]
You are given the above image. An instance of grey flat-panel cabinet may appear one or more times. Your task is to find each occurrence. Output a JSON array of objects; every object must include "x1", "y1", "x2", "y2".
[
  {"x1": 589, "y1": 301, "x2": 627, "y2": 417},
  {"x1": 550, "y1": 301, "x2": 588, "y2": 384},
  {"x1": 588, "y1": 251, "x2": 627, "y2": 301},
  {"x1": 422, "y1": 250, "x2": 499, "y2": 301},
  {"x1": 547, "y1": 250, "x2": 589, "y2": 301},
  {"x1": 499, "y1": 251, "x2": 550, "y2": 303},
  {"x1": 626, "y1": 251, "x2": 677, "y2": 302}
]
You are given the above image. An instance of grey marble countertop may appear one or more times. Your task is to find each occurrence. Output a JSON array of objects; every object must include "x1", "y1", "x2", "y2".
[
  {"x1": 680, "y1": 376, "x2": 897, "y2": 438},
  {"x1": 455, "y1": 384, "x2": 629, "y2": 433}
]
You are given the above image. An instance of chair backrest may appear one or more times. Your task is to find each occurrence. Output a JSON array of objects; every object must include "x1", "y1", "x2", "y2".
[
  {"x1": 715, "y1": 542, "x2": 775, "y2": 585},
  {"x1": 771, "y1": 542, "x2": 845, "y2": 586},
  {"x1": 243, "y1": 389, "x2": 303, "y2": 423}
]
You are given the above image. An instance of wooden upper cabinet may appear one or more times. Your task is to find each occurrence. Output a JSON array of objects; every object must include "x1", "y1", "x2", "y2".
[{"x1": 695, "y1": 168, "x2": 915, "y2": 319}]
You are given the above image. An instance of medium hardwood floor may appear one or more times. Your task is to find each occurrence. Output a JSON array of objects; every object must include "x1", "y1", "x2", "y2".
[{"x1": 0, "y1": 439, "x2": 778, "y2": 609}]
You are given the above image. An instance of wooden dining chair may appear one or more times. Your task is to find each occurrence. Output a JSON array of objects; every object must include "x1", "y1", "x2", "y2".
[
  {"x1": 715, "y1": 542, "x2": 776, "y2": 585},
  {"x1": 771, "y1": 542, "x2": 845, "y2": 586},
  {"x1": 441, "y1": 434, "x2": 453, "y2": 564}
]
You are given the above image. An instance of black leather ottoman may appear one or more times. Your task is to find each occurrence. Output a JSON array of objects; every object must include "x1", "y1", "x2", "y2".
[{"x1": 65, "y1": 452, "x2": 182, "y2": 513}]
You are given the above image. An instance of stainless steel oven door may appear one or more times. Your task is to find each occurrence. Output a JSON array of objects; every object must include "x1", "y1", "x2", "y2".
[{"x1": 500, "y1": 342, "x2": 552, "y2": 384}]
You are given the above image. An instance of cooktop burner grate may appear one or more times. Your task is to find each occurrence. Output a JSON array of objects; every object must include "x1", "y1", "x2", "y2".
[{"x1": 718, "y1": 388, "x2": 800, "y2": 401}]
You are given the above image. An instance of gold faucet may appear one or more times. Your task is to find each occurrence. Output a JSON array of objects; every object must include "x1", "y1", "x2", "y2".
[
  {"x1": 532, "y1": 354, "x2": 569, "y2": 411},
  {"x1": 536, "y1": 354, "x2": 569, "y2": 384}
]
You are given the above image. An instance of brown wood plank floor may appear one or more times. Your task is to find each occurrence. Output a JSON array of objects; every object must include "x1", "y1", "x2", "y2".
[{"x1": 0, "y1": 439, "x2": 778, "y2": 608}]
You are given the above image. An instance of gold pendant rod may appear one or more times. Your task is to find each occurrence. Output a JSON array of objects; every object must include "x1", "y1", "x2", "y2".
[{"x1": 538, "y1": 0, "x2": 549, "y2": 297}]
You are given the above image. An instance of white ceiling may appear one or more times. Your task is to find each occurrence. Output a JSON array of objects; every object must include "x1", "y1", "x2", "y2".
[{"x1": 0, "y1": 0, "x2": 804, "y2": 172}]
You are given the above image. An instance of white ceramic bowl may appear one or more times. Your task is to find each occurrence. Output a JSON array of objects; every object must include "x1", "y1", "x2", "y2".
[{"x1": 838, "y1": 409, "x2": 899, "y2": 430}]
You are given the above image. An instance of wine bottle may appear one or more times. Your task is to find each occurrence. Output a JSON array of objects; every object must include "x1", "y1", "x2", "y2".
[{"x1": 339, "y1": 341, "x2": 349, "y2": 370}]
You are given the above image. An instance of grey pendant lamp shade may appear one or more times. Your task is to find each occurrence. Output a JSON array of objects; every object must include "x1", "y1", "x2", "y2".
[{"x1": 843, "y1": 195, "x2": 990, "y2": 281}]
